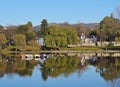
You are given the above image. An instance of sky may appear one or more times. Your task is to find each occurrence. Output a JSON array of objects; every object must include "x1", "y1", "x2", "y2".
[{"x1": 0, "y1": 0, "x2": 120, "y2": 26}]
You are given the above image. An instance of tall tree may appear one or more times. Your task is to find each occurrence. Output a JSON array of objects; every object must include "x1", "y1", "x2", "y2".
[
  {"x1": 99, "y1": 16, "x2": 120, "y2": 41},
  {"x1": 39, "y1": 19, "x2": 48, "y2": 38},
  {"x1": 26, "y1": 21, "x2": 33, "y2": 31}
]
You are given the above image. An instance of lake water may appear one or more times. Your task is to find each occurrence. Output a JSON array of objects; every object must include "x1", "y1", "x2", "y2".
[{"x1": 0, "y1": 52, "x2": 120, "y2": 87}]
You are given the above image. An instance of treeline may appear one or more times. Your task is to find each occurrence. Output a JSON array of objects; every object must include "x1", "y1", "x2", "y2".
[
  {"x1": 91, "y1": 15, "x2": 120, "y2": 45},
  {"x1": 0, "y1": 21, "x2": 39, "y2": 50},
  {"x1": 0, "y1": 19, "x2": 80, "y2": 50},
  {"x1": 40, "y1": 19, "x2": 79, "y2": 48},
  {"x1": 0, "y1": 14, "x2": 120, "y2": 50}
]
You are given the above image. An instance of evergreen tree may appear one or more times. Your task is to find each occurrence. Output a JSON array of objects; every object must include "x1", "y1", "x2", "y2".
[{"x1": 39, "y1": 19, "x2": 48, "y2": 38}]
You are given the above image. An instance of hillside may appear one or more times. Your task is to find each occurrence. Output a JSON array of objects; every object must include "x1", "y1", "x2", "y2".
[{"x1": 32, "y1": 23, "x2": 99, "y2": 31}]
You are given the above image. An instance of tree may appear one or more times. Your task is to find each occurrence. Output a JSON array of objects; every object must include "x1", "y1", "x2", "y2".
[
  {"x1": 13, "y1": 34, "x2": 26, "y2": 47},
  {"x1": 45, "y1": 25, "x2": 67, "y2": 47},
  {"x1": 44, "y1": 25, "x2": 79, "y2": 48},
  {"x1": 96, "y1": 28, "x2": 106, "y2": 46},
  {"x1": 25, "y1": 31, "x2": 36, "y2": 42},
  {"x1": 16, "y1": 22, "x2": 36, "y2": 43},
  {"x1": 0, "y1": 25, "x2": 5, "y2": 33},
  {"x1": 39, "y1": 19, "x2": 48, "y2": 38},
  {"x1": 27, "y1": 21, "x2": 33, "y2": 30},
  {"x1": 28, "y1": 40, "x2": 40, "y2": 47},
  {"x1": 0, "y1": 33, "x2": 7, "y2": 49},
  {"x1": 64, "y1": 26, "x2": 79, "y2": 45},
  {"x1": 99, "y1": 16, "x2": 120, "y2": 41},
  {"x1": 75, "y1": 23, "x2": 87, "y2": 38},
  {"x1": 4, "y1": 26, "x2": 17, "y2": 45}
]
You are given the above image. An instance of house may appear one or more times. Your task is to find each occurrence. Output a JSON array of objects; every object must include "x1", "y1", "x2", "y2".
[
  {"x1": 36, "y1": 38, "x2": 44, "y2": 46},
  {"x1": 80, "y1": 33, "x2": 97, "y2": 46},
  {"x1": 80, "y1": 33, "x2": 86, "y2": 43},
  {"x1": 85, "y1": 36, "x2": 97, "y2": 43}
]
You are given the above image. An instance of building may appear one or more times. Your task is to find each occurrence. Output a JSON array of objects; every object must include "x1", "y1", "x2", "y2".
[
  {"x1": 36, "y1": 38, "x2": 44, "y2": 46},
  {"x1": 80, "y1": 33, "x2": 97, "y2": 46}
]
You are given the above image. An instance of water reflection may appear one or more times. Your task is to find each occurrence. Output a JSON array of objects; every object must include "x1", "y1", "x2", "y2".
[
  {"x1": 0, "y1": 54, "x2": 38, "y2": 78},
  {"x1": 0, "y1": 52, "x2": 120, "y2": 87}
]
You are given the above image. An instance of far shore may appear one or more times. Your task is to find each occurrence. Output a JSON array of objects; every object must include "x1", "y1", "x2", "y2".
[
  {"x1": 7, "y1": 50, "x2": 120, "y2": 54},
  {"x1": 1, "y1": 46, "x2": 120, "y2": 54}
]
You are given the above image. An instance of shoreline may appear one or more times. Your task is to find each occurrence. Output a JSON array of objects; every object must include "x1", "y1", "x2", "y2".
[{"x1": 7, "y1": 50, "x2": 120, "y2": 54}]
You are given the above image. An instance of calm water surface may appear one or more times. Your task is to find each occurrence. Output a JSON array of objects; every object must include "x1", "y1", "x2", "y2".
[{"x1": 0, "y1": 53, "x2": 120, "y2": 87}]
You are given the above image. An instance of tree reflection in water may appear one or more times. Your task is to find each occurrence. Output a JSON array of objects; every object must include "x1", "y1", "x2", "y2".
[
  {"x1": 0, "y1": 54, "x2": 39, "y2": 78},
  {"x1": 0, "y1": 53, "x2": 120, "y2": 87},
  {"x1": 40, "y1": 54, "x2": 81, "y2": 80},
  {"x1": 40, "y1": 53, "x2": 120, "y2": 87}
]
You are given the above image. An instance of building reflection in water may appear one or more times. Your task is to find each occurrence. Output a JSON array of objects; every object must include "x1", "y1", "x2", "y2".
[{"x1": 81, "y1": 53, "x2": 98, "y2": 65}]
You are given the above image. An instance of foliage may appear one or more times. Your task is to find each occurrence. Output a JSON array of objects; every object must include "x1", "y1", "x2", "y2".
[
  {"x1": 16, "y1": 21, "x2": 36, "y2": 43},
  {"x1": 39, "y1": 19, "x2": 48, "y2": 38},
  {"x1": 4, "y1": 26, "x2": 17, "y2": 45},
  {"x1": 13, "y1": 34, "x2": 26, "y2": 47},
  {"x1": 75, "y1": 23, "x2": 87, "y2": 37},
  {"x1": 28, "y1": 40, "x2": 40, "y2": 47},
  {"x1": 99, "y1": 16, "x2": 120, "y2": 41},
  {"x1": 0, "y1": 55, "x2": 38, "y2": 77},
  {"x1": 40, "y1": 55, "x2": 80, "y2": 80},
  {"x1": 0, "y1": 33, "x2": 7, "y2": 49},
  {"x1": 96, "y1": 57, "x2": 120, "y2": 81},
  {"x1": 44, "y1": 25, "x2": 79, "y2": 48},
  {"x1": 63, "y1": 26, "x2": 80, "y2": 45},
  {"x1": 45, "y1": 25, "x2": 67, "y2": 47}
]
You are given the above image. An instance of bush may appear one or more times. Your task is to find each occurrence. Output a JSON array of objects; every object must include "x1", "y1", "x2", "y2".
[{"x1": 108, "y1": 42, "x2": 114, "y2": 47}]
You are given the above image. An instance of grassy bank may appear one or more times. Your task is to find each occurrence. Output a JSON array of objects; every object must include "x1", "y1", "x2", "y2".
[
  {"x1": 1, "y1": 46, "x2": 120, "y2": 54},
  {"x1": 61, "y1": 46, "x2": 104, "y2": 51},
  {"x1": 1, "y1": 46, "x2": 40, "y2": 54}
]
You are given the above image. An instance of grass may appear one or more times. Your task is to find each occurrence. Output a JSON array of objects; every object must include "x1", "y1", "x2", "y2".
[
  {"x1": 61, "y1": 46, "x2": 104, "y2": 51},
  {"x1": 1, "y1": 46, "x2": 120, "y2": 54},
  {"x1": 1, "y1": 45, "x2": 40, "y2": 53}
]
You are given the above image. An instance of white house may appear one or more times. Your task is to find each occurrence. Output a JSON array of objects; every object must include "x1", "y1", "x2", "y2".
[{"x1": 36, "y1": 38, "x2": 44, "y2": 46}]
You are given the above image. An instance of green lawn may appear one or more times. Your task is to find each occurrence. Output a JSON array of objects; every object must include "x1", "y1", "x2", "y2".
[
  {"x1": 1, "y1": 46, "x2": 120, "y2": 54},
  {"x1": 61, "y1": 46, "x2": 104, "y2": 51},
  {"x1": 61, "y1": 46, "x2": 120, "y2": 51}
]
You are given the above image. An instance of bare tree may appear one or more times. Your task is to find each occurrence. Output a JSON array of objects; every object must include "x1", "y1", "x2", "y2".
[{"x1": 115, "y1": 6, "x2": 120, "y2": 20}]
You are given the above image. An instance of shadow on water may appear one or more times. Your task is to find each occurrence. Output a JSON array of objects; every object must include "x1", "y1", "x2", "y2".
[{"x1": 0, "y1": 52, "x2": 120, "y2": 86}]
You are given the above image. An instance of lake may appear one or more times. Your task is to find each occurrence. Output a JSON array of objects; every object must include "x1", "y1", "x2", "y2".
[{"x1": 0, "y1": 52, "x2": 120, "y2": 87}]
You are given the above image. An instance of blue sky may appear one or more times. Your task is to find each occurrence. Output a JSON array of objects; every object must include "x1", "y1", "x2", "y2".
[{"x1": 0, "y1": 0, "x2": 120, "y2": 26}]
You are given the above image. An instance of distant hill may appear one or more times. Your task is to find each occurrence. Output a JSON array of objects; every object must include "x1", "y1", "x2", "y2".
[
  {"x1": 32, "y1": 25, "x2": 40, "y2": 31},
  {"x1": 83, "y1": 23, "x2": 99, "y2": 29},
  {"x1": 32, "y1": 23, "x2": 99, "y2": 31},
  {"x1": 72, "y1": 23, "x2": 99, "y2": 30}
]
